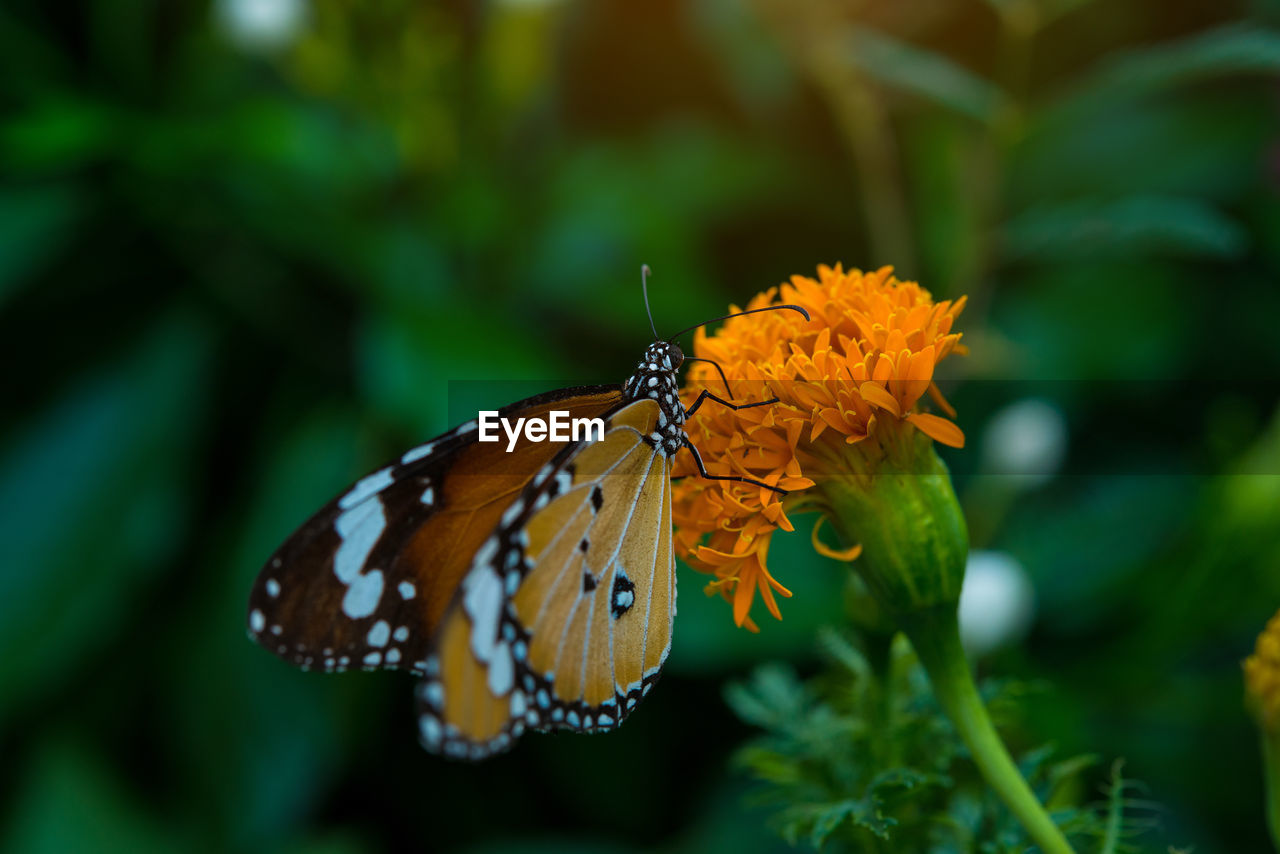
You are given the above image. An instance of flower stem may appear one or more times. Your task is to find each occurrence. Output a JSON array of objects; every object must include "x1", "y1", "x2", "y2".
[
  {"x1": 898, "y1": 605, "x2": 1076, "y2": 854},
  {"x1": 1264, "y1": 728, "x2": 1280, "y2": 852}
]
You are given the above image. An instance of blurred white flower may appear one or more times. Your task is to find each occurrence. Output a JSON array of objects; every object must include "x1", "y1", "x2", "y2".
[
  {"x1": 981, "y1": 398, "x2": 1067, "y2": 486},
  {"x1": 216, "y1": 0, "x2": 307, "y2": 51},
  {"x1": 958, "y1": 550, "x2": 1035, "y2": 657}
]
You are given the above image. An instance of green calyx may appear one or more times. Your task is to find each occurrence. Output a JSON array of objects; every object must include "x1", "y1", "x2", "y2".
[
  {"x1": 809, "y1": 421, "x2": 1075, "y2": 854},
  {"x1": 813, "y1": 422, "x2": 969, "y2": 615}
]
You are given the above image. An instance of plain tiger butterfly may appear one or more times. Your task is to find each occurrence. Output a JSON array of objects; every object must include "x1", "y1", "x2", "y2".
[{"x1": 246, "y1": 267, "x2": 808, "y2": 759}]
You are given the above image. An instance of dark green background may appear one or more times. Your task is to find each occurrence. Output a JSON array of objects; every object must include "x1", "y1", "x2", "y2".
[{"x1": 3, "y1": 1, "x2": 1280, "y2": 851}]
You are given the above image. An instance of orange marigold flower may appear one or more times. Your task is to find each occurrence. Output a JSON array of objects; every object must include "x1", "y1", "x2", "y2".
[
  {"x1": 1247, "y1": 608, "x2": 1280, "y2": 733},
  {"x1": 672, "y1": 264, "x2": 967, "y2": 630}
]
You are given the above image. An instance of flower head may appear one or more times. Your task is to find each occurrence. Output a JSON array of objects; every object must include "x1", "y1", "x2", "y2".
[
  {"x1": 672, "y1": 264, "x2": 967, "y2": 629},
  {"x1": 1247, "y1": 608, "x2": 1280, "y2": 733}
]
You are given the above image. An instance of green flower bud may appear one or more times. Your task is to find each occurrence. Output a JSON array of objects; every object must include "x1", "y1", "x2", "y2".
[{"x1": 813, "y1": 421, "x2": 969, "y2": 615}]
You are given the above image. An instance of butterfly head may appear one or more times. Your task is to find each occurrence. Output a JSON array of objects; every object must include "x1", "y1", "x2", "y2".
[{"x1": 623, "y1": 340, "x2": 686, "y2": 456}]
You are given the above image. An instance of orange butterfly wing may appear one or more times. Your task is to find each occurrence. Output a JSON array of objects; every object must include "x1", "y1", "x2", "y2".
[
  {"x1": 250, "y1": 338, "x2": 694, "y2": 761},
  {"x1": 417, "y1": 399, "x2": 676, "y2": 758},
  {"x1": 246, "y1": 387, "x2": 624, "y2": 676}
]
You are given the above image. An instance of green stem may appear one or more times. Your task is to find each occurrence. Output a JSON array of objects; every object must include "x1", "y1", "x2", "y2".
[
  {"x1": 898, "y1": 606, "x2": 1076, "y2": 854},
  {"x1": 1265, "y1": 728, "x2": 1280, "y2": 852}
]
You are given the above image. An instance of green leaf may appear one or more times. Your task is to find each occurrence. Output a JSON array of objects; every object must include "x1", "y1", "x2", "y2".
[
  {"x1": 2, "y1": 740, "x2": 183, "y2": 854},
  {"x1": 1045, "y1": 24, "x2": 1280, "y2": 121},
  {"x1": 1046, "y1": 753, "x2": 1100, "y2": 791},
  {"x1": 1012, "y1": 95, "x2": 1270, "y2": 205},
  {"x1": 866, "y1": 767, "x2": 950, "y2": 799},
  {"x1": 0, "y1": 98, "x2": 117, "y2": 170},
  {"x1": 782, "y1": 797, "x2": 896, "y2": 846},
  {"x1": 0, "y1": 313, "x2": 212, "y2": 723},
  {"x1": 902, "y1": 113, "x2": 985, "y2": 293},
  {"x1": 816, "y1": 627, "x2": 872, "y2": 680},
  {"x1": 724, "y1": 664, "x2": 807, "y2": 731},
  {"x1": 0, "y1": 184, "x2": 83, "y2": 307},
  {"x1": 168, "y1": 408, "x2": 365, "y2": 848},
  {"x1": 734, "y1": 745, "x2": 805, "y2": 786},
  {"x1": 982, "y1": 0, "x2": 1103, "y2": 27},
  {"x1": 1001, "y1": 196, "x2": 1246, "y2": 261},
  {"x1": 845, "y1": 29, "x2": 1010, "y2": 123}
]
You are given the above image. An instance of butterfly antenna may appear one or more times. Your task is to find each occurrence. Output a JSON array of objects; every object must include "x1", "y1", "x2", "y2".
[
  {"x1": 641, "y1": 264, "x2": 660, "y2": 341},
  {"x1": 666, "y1": 303, "x2": 810, "y2": 343},
  {"x1": 682, "y1": 356, "x2": 733, "y2": 397}
]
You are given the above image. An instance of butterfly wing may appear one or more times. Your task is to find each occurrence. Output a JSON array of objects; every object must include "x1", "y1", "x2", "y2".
[
  {"x1": 245, "y1": 386, "x2": 625, "y2": 676},
  {"x1": 417, "y1": 398, "x2": 677, "y2": 759}
]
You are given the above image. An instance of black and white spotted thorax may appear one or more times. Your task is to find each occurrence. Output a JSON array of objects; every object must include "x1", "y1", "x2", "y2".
[{"x1": 622, "y1": 341, "x2": 686, "y2": 457}]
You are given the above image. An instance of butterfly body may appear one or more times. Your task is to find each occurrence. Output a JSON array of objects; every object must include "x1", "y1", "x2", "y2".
[{"x1": 248, "y1": 341, "x2": 689, "y2": 759}]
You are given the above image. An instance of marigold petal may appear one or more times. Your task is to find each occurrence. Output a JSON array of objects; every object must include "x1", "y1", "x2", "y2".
[
  {"x1": 673, "y1": 263, "x2": 967, "y2": 629},
  {"x1": 810, "y1": 515, "x2": 864, "y2": 561},
  {"x1": 907, "y1": 345, "x2": 936, "y2": 384},
  {"x1": 907, "y1": 411, "x2": 965, "y2": 448},
  {"x1": 757, "y1": 579, "x2": 782, "y2": 621},
  {"x1": 927, "y1": 381, "x2": 957, "y2": 418},
  {"x1": 858, "y1": 382, "x2": 902, "y2": 417},
  {"x1": 872, "y1": 353, "x2": 895, "y2": 384},
  {"x1": 732, "y1": 572, "x2": 754, "y2": 626}
]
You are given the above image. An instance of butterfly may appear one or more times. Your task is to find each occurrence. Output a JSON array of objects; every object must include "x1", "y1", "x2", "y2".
[{"x1": 246, "y1": 267, "x2": 808, "y2": 760}]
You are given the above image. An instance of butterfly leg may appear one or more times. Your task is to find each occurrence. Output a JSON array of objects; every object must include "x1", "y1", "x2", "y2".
[
  {"x1": 680, "y1": 357, "x2": 733, "y2": 397},
  {"x1": 683, "y1": 390, "x2": 779, "y2": 419},
  {"x1": 679, "y1": 436, "x2": 788, "y2": 495}
]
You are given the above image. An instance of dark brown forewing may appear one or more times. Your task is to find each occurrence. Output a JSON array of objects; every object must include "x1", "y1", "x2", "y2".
[{"x1": 245, "y1": 387, "x2": 625, "y2": 676}]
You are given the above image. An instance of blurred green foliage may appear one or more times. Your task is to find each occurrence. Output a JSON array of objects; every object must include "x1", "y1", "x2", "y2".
[
  {"x1": 726, "y1": 631, "x2": 1148, "y2": 852},
  {"x1": 2, "y1": 0, "x2": 1280, "y2": 852}
]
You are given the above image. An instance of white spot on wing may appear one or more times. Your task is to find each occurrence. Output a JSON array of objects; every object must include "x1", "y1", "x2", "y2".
[
  {"x1": 342, "y1": 569, "x2": 384, "y2": 619},
  {"x1": 501, "y1": 499, "x2": 524, "y2": 527},
  {"x1": 420, "y1": 485, "x2": 434, "y2": 505},
  {"x1": 463, "y1": 568, "x2": 503, "y2": 662},
  {"x1": 367, "y1": 620, "x2": 390, "y2": 647},
  {"x1": 334, "y1": 498, "x2": 385, "y2": 584},
  {"x1": 338, "y1": 467, "x2": 394, "y2": 511},
  {"x1": 486, "y1": 640, "x2": 514, "y2": 695},
  {"x1": 425, "y1": 681, "x2": 444, "y2": 705},
  {"x1": 249, "y1": 609, "x2": 265, "y2": 633},
  {"x1": 420, "y1": 715, "x2": 442, "y2": 746},
  {"x1": 474, "y1": 537, "x2": 499, "y2": 570},
  {"x1": 265, "y1": 579, "x2": 280, "y2": 598},
  {"x1": 401, "y1": 442, "x2": 435, "y2": 465},
  {"x1": 393, "y1": 625, "x2": 410, "y2": 642},
  {"x1": 398, "y1": 580, "x2": 416, "y2": 600}
]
